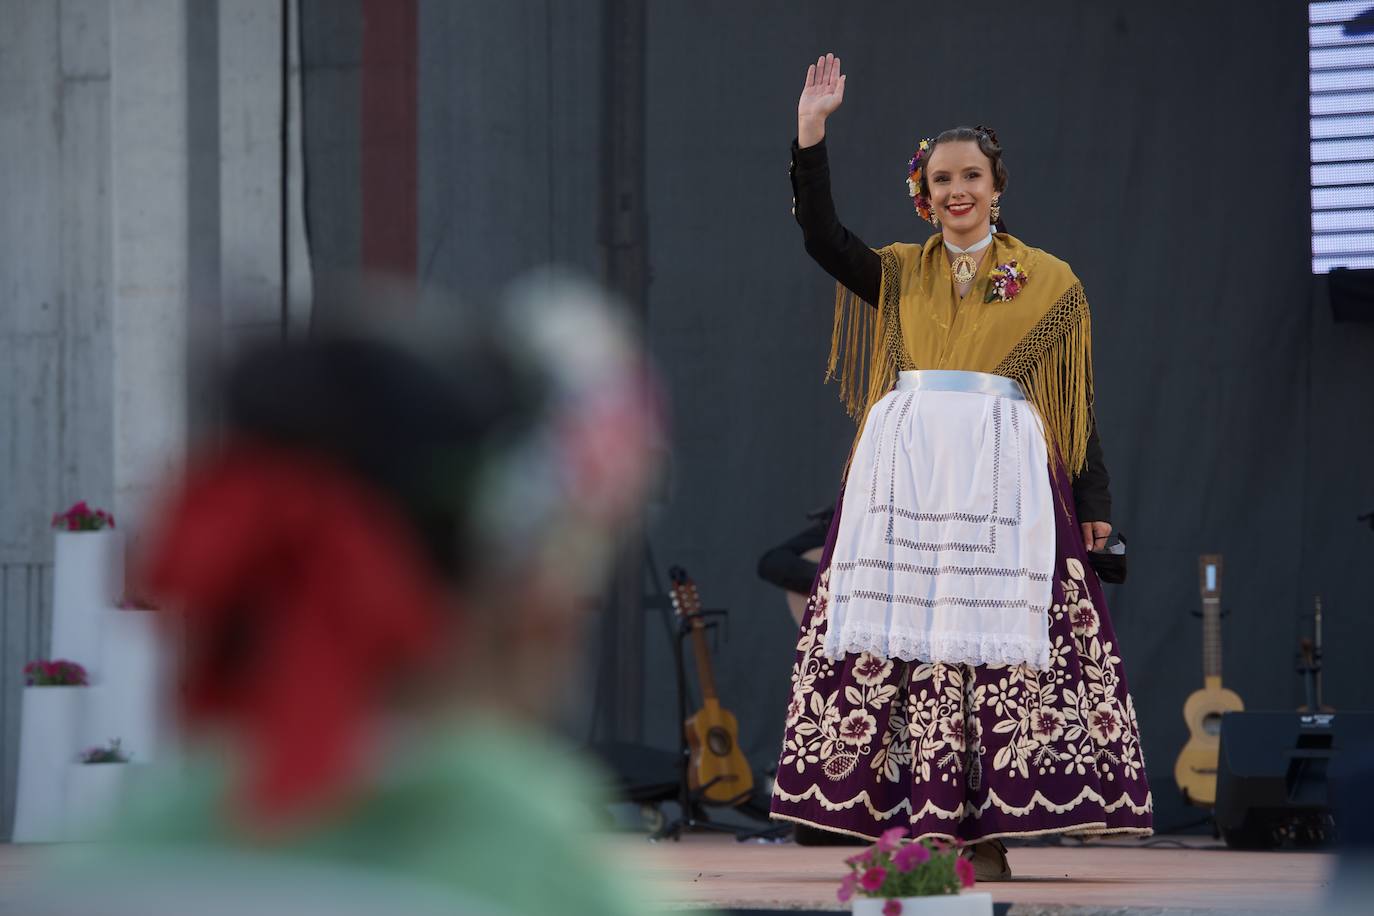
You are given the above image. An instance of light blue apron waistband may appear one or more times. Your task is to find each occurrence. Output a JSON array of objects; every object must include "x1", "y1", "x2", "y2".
[{"x1": 896, "y1": 370, "x2": 1025, "y2": 400}]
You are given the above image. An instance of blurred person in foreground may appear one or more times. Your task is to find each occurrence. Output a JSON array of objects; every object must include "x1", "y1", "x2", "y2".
[{"x1": 13, "y1": 273, "x2": 675, "y2": 916}]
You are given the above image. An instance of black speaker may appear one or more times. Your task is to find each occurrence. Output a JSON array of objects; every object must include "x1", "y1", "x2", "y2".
[
  {"x1": 1214, "y1": 711, "x2": 1374, "y2": 849},
  {"x1": 1328, "y1": 267, "x2": 1374, "y2": 323}
]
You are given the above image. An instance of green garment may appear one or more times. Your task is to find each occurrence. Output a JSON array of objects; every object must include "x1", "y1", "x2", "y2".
[{"x1": 36, "y1": 718, "x2": 684, "y2": 916}]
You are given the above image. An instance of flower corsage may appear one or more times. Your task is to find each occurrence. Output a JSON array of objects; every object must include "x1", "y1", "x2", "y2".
[{"x1": 985, "y1": 260, "x2": 1028, "y2": 303}]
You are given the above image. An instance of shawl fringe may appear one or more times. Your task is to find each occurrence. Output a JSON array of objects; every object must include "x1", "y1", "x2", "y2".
[
  {"x1": 826, "y1": 253, "x2": 1094, "y2": 479},
  {"x1": 993, "y1": 282, "x2": 1094, "y2": 477},
  {"x1": 827, "y1": 248, "x2": 904, "y2": 422}
]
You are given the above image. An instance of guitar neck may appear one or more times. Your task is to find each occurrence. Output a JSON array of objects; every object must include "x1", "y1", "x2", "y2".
[
  {"x1": 688, "y1": 617, "x2": 719, "y2": 702},
  {"x1": 1199, "y1": 555, "x2": 1223, "y2": 685},
  {"x1": 1203, "y1": 597, "x2": 1222, "y2": 683}
]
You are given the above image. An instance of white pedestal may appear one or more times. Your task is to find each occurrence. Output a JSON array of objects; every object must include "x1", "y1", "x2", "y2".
[
  {"x1": 64, "y1": 762, "x2": 137, "y2": 839},
  {"x1": 51, "y1": 530, "x2": 125, "y2": 676},
  {"x1": 853, "y1": 893, "x2": 993, "y2": 916},
  {"x1": 83, "y1": 609, "x2": 166, "y2": 759},
  {"x1": 11, "y1": 687, "x2": 85, "y2": 843},
  {"x1": 12, "y1": 529, "x2": 174, "y2": 843}
]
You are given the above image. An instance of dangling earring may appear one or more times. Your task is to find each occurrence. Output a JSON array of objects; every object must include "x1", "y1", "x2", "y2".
[
  {"x1": 989, "y1": 196, "x2": 1001, "y2": 225},
  {"x1": 930, "y1": 210, "x2": 940, "y2": 228}
]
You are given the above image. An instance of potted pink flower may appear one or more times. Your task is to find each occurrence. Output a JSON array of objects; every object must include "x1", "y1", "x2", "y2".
[
  {"x1": 12, "y1": 658, "x2": 90, "y2": 841},
  {"x1": 49, "y1": 499, "x2": 125, "y2": 678},
  {"x1": 22, "y1": 658, "x2": 89, "y2": 686},
  {"x1": 68, "y1": 738, "x2": 137, "y2": 838},
  {"x1": 80, "y1": 738, "x2": 131, "y2": 764},
  {"x1": 838, "y1": 828, "x2": 993, "y2": 915},
  {"x1": 50, "y1": 501, "x2": 115, "y2": 532}
]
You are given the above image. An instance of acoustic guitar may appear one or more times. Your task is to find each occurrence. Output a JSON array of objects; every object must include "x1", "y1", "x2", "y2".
[
  {"x1": 1174, "y1": 554, "x2": 1245, "y2": 806},
  {"x1": 668, "y1": 566, "x2": 754, "y2": 805}
]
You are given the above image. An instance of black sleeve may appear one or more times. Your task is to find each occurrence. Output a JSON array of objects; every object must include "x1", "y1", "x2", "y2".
[
  {"x1": 1072, "y1": 420, "x2": 1112, "y2": 524},
  {"x1": 757, "y1": 520, "x2": 830, "y2": 595},
  {"x1": 791, "y1": 138, "x2": 883, "y2": 305}
]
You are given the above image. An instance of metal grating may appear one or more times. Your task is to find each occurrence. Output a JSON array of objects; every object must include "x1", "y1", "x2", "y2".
[
  {"x1": 1310, "y1": 1, "x2": 1374, "y2": 272},
  {"x1": 0, "y1": 563, "x2": 52, "y2": 840}
]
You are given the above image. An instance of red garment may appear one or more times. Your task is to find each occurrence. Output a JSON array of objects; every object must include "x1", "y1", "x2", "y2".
[{"x1": 141, "y1": 444, "x2": 448, "y2": 826}]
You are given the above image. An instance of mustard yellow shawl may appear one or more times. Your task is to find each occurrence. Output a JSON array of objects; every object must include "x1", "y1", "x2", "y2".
[{"x1": 828, "y1": 232, "x2": 1094, "y2": 475}]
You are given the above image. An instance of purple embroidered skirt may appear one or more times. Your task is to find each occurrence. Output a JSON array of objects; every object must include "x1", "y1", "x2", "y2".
[{"x1": 770, "y1": 465, "x2": 1153, "y2": 843}]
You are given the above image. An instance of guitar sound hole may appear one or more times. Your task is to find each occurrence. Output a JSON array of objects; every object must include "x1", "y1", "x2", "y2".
[
  {"x1": 1203, "y1": 713, "x2": 1223, "y2": 736},
  {"x1": 707, "y1": 727, "x2": 734, "y2": 756}
]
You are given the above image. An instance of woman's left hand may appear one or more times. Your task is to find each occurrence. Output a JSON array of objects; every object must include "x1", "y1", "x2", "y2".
[{"x1": 1081, "y1": 521, "x2": 1112, "y2": 552}]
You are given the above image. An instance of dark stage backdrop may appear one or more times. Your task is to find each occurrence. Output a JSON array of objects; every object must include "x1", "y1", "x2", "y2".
[{"x1": 300, "y1": 0, "x2": 1374, "y2": 833}]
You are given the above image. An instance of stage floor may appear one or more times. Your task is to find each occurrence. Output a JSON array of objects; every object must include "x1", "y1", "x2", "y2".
[
  {"x1": 622, "y1": 834, "x2": 1336, "y2": 913},
  {"x1": 0, "y1": 835, "x2": 1339, "y2": 914}
]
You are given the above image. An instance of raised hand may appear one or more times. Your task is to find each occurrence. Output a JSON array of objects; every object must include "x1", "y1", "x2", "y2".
[{"x1": 798, "y1": 53, "x2": 845, "y2": 146}]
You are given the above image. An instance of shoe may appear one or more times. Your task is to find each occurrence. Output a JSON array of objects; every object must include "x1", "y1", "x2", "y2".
[
  {"x1": 792, "y1": 823, "x2": 870, "y2": 846},
  {"x1": 964, "y1": 838, "x2": 1012, "y2": 881}
]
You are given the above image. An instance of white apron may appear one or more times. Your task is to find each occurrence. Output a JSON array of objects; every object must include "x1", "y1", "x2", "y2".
[{"x1": 822, "y1": 370, "x2": 1055, "y2": 670}]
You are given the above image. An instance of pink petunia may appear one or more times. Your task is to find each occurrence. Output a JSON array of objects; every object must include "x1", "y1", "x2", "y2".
[
  {"x1": 955, "y1": 856, "x2": 976, "y2": 888},
  {"x1": 836, "y1": 873, "x2": 857, "y2": 903},
  {"x1": 883, "y1": 900, "x2": 903, "y2": 916},
  {"x1": 845, "y1": 849, "x2": 872, "y2": 867},
  {"x1": 860, "y1": 867, "x2": 888, "y2": 892},
  {"x1": 893, "y1": 842, "x2": 930, "y2": 871},
  {"x1": 876, "y1": 826, "x2": 907, "y2": 853}
]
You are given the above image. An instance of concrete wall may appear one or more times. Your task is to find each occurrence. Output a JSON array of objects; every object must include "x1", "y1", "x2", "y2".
[
  {"x1": 0, "y1": 0, "x2": 309, "y2": 838},
  {"x1": 0, "y1": 0, "x2": 113, "y2": 565}
]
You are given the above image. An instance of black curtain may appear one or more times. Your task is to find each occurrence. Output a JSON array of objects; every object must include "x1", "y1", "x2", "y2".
[{"x1": 301, "y1": 0, "x2": 1374, "y2": 834}]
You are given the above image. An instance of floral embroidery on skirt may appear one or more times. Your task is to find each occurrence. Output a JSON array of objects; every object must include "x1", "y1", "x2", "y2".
[{"x1": 770, "y1": 471, "x2": 1153, "y2": 843}]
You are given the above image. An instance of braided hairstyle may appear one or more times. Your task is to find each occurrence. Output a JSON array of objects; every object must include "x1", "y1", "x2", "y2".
[{"x1": 915, "y1": 125, "x2": 1009, "y2": 234}]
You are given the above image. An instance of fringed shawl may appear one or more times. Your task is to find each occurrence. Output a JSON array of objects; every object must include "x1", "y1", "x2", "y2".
[{"x1": 827, "y1": 233, "x2": 1094, "y2": 476}]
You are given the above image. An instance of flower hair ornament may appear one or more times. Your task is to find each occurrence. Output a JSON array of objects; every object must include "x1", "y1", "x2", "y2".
[
  {"x1": 974, "y1": 123, "x2": 1000, "y2": 146},
  {"x1": 905, "y1": 138, "x2": 936, "y2": 224}
]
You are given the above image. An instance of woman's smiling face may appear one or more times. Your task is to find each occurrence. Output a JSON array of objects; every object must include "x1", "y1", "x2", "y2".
[{"x1": 924, "y1": 140, "x2": 996, "y2": 241}]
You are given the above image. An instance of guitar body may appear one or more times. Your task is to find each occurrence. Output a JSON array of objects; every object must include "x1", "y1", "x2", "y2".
[
  {"x1": 1175, "y1": 556, "x2": 1247, "y2": 807},
  {"x1": 1174, "y1": 683, "x2": 1245, "y2": 805},
  {"x1": 685, "y1": 698, "x2": 754, "y2": 804},
  {"x1": 669, "y1": 566, "x2": 755, "y2": 807}
]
